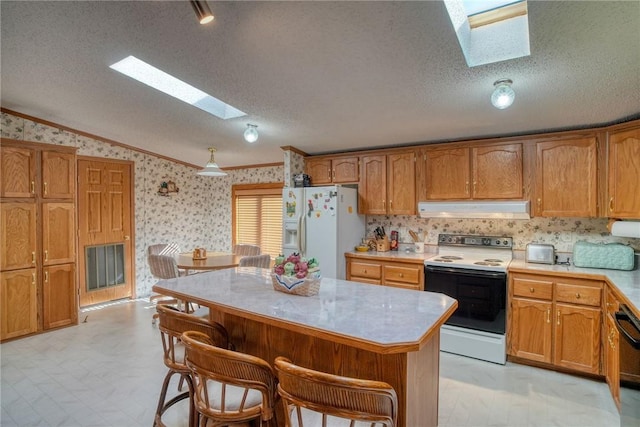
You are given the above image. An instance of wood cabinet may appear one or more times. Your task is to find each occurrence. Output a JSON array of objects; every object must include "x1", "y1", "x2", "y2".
[
  {"x1": 534, "y1": 136, "x2": 598, "y2": 217},
  {"x1": 608, "y1": 126, "x2": 640, "y2": 218},
  {"x1": 0, "y1": 139, "x2": 77, "y2": 341},
  {"x1": 508, "y1": 272, "x2": 602, "y2": 375},
  {"x1": 346, "y1": 253, "x2": 424, "y2": 291},
  {"x1": 604, "y1": 287, "x2": 620, "y2": 407},
  {"x1": 360, "y1": 151, "x2": 416, "y2": 215},
  {"x1": 418, "y1": 143, "x2": 523, "y2": 200},
  {"x1": 305, "y1": 156, "x2": 359, "y2": 185}
]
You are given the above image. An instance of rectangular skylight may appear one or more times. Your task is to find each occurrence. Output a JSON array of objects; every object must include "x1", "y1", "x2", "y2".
[
  {"x1": 461, "y1": 0, "x2": 520, "y2": 17},
  {"x1": 109, "y1": 55, "x2": 246, "y2": 120}
]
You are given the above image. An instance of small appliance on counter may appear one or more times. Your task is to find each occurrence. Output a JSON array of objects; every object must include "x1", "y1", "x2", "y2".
[
  {"x1": 572, "y1": 240, "x2": 635, "y2": 270},
  {"x1": 525, "y1": 243, "x2": 555, "y2": 264}
]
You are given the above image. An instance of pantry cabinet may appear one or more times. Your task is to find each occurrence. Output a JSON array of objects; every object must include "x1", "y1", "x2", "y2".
[
  {"x1": 534, "y1": 136, "x2": 598, "y2": 217},
  {"x1": 360, "y1": 151, "x2": 415, "y2": 215},
  {"x1": 0, "y1": 139, "x2": 77, "y2": 342},
  {"x1": 345, "y1": 253, "x2": 424, "y2": 291},
  {"x1": 418, "y1": 143, "x2": 523, "y2": 200},
  {"x1": 607, "y1": 126, "x2": 640, "y2": 218},
  {"x1": 305, "y1": 156, "x2": 359, "y2": 185},
  {"x1": 508, "y1": 272, "x2": 602, "y2": 375}
]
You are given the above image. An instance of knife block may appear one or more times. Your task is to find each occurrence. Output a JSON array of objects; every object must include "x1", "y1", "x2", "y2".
[{"x1": 375, "y1": 236, "x2": 390, "y2": 252}]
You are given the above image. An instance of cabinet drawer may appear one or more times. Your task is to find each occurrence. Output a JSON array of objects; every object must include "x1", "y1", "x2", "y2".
[
  {"x1": 556, "y1": 283, "x2": 601, "y2": 306},
  {"x1": 512, "y1": 277, "x2": 553, "y2": 300},
  {"x1": 384, "y1": 265, "x2": 420, "y2": 284},
  {"x1": 349, "y1": 262, "x2": 381, "y2": 279}
]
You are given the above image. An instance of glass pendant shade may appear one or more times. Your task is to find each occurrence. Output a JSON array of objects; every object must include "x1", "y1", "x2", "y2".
[
  {"x1": 244, "y1": 124, "x2": 259, "y2": 143},
  {"x1": 190, "y1": 0, "x2": 214, "y2": 24},
  {"x1": 197, "y1": 147, "x2": 226, "y2": 176},
  {"x1": 491, "y1": 79, "x2": 515, "y2": 109}
]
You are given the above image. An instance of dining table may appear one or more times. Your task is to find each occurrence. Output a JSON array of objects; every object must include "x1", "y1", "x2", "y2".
[
  {"x1": 175, "y1": 252, "x2": 242, "y2": 274},
  {"x1": 153, "y1": 267, "x2": 457, "y2": 427}
]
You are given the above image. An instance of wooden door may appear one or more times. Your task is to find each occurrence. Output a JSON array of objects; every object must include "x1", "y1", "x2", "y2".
[
  {"x1": 387, "y1": 152, "x2": 416, "y2": 215},
  {"x1": 0, "y1": 268, "x2": 38, "y2": 340},
  {"x1": 78, "y1": 159, "x2": 134, "y2": 306},
  {"x1": 42, "y1": 151, "x2": 75, "y2": 199},
  {"x1": 43, "y1": 263, "x2": 77, "y2": 329},
  {"x1": 1, "y1": 146, "x2": 36, "y2": 198},
  {"x1": 472, "y1": 143, "x2": 523, "y2": 199},
  {"x1": 553, "y1": 303, "x2": 601, "y2": 374},
  {"x1": 1, "y1": 202, "x2": 37, "y2": 271},
  {"x1": 360, "y1": 155, "x2": 387, "y2": 214},
  {"x1": 42, "y1": 203, "x2": 75, "y2": 265},
  {"x1": 535, "y1": 138, "x2": 597, "y2": 217},
  {"x1": 424, "y1": 147, "x2": 470, "y2": 199},
  {"x1": 509, "y1": 298, "x2": 553, "y2": 363},
  {"x1": 608, "y1": 127, "x2": 640, "y2": 218},
  {"x1": 332, "y1": 157, "x2": 359, "y2": 183},
  {"x1": 305, "y1": 158, "x2": 332, "y2": 185}
]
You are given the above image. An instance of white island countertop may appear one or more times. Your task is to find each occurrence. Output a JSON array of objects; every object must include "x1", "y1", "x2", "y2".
[{"x1": 153, "y1": 267, "x2": 457, "y2": 353}]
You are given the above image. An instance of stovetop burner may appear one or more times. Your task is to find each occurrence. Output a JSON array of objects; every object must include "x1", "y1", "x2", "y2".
[
  {"x1": 433, "y1": 258, "x2": 454, "y2": 262},
  {"x1": 440, "y1": 255, "x2": 463, "y2": 260},
  {"x1": 424, "y1": 234, "x2": 514, "y2": 272},
  {"x1": 474, "y1": 261, "x2": 501, "y2": 266},
  {"x1": 484, "y1": 258, "x2": 503, "y2": 263}
]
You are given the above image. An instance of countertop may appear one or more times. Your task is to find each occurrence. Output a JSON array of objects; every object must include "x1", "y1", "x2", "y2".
[{"x1": 153, "y1": 267, "x2": 458, "y2": 353}]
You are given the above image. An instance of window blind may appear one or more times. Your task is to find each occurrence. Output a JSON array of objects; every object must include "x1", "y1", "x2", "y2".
[{"x1": 234, "y1": 188, "x2": 283, "y2": 258}]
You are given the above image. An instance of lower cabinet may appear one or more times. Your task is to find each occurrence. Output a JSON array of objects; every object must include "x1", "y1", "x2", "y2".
[
  {"x1": 1, "y1": 268, "x2": 38, "y2": 340},
  {"x1": 508, "y1": 272, "x2": 602, "y2": 375},
  {"x1": 43, "y1": 263, "x2": 77, "y2": 330},
  {"x1": 346, "y1": 254, "x2": 424, "y2": 291}
]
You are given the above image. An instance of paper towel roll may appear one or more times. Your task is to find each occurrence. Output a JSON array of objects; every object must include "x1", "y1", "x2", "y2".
[{"x1": 610, "y1": 221, "x2": 640, "y2": 238}]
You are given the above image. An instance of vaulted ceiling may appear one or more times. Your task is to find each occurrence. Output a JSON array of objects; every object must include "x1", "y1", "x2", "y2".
[{"x1": 2, "y1": 1, "x2": 639, "y2": 169}]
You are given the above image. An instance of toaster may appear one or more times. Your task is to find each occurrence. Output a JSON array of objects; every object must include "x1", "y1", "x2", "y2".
[{"x1": 526, "y1": 243, "x2": 555, "y2": 264}]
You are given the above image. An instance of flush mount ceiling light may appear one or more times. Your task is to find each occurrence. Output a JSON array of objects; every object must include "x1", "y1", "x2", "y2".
[
  {"x1": 197, "y1": 147, "x2": 227, "y2": 177},
  {"x1": 243, "y1": 124, "x2": 259, "y2": 143},
  {"x1": 190, "y1": 0, "x2": 214, "y2": 25},
  {"x1": 491, "y1": 79, "x2": 515, "y2": 109}
]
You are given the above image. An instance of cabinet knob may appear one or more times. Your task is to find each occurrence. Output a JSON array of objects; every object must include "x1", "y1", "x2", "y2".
[
  {"x1": 44, "y1": 271, "x2": 49, "y2": 282},
  {"x1": 575, "y1": 293, "x2": 581, "y2": 299},
  {"x1": 364, "y1": 270, "x2": 367, "y2": 274},
  {"x1": 609, "y1": 197, "x2": 614, "y2": 212},
  {"x1": 557, "y1": 310, "x2": 560, "y2": 326},
  {"x1": 30, "y1": 181, "x2": 35, "y2": 194},
  {"x1": 530, "y1": 287, "x2": 535, "y2": 293},
  {"x1": 32, "y1": 272, "x2": 36, "y2": 285},
  {"x1": 32, "y1": 251, "x2": 36, "y2": 265},
  {"x1": 400, "y1": 273, "x2": 404, "y2": 277},
  {"x1": 43, "y1": 181, "x2": 48, "y2": 195},
  {"x1": 546, "y1": 308, "x2": 550, "y2": 323},
  {"x1": 44, "y1": 250, "x2": 48, "y2": 262}
]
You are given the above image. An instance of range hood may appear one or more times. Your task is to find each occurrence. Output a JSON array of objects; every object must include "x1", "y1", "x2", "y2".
[{"x1": 418, "y1": 201, "x2": 530, "y2": 219}]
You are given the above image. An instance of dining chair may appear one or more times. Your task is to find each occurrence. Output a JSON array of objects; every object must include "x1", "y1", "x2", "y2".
[
  {"x1": 181, "y1": 330, "x2": 279, "y2": 427},
  {"x1": 274, "y1": 356, "x2": 398, "y2": 427},
  {"x1": 149, "y1": 253, "x2": 188, "y2": 323},
  {"x1": 154, "y1": 304, "x2": 232, "y2": 427},
  {"x1": 232, "y1": 243, "x2": 261, "y2": 256},
  {"x1": 239, "y1": 254, "x2": 272, "y2": 268}
]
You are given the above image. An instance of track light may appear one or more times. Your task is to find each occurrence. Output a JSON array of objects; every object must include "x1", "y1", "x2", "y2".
[
  {"x1": 244, "y1": 124, "x2": 259, "y2": 143},
  {"x1": 197, "y1": 147, "x2": 226, "y2": 177},
  {"x1": 491, "y1": 79, "x2": 515, "y2": 109},
  {"x1": 190, "y1": 0, "x2": 214, "y2": 25}
]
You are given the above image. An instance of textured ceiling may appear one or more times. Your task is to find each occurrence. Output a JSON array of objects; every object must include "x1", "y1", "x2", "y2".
[{"x1": 1, "y1": 1, "x2": 639, "y2": 169}]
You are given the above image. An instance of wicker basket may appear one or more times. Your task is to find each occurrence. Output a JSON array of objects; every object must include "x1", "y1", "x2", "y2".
[{"x1": 271, "y1": 270, "x2": 321, "y2": 296}]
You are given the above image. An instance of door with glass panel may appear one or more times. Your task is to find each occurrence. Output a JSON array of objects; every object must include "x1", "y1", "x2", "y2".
[{"x1": 77, "y1": 158, "x2": 134, "y2": 307}]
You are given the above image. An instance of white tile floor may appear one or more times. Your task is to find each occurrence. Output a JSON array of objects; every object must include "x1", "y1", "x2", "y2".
[{"x1": 0, "y1": 300, "x2": 620, "y2": 427}]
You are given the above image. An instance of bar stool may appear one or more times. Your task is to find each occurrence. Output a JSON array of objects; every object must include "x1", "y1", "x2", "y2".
[
  {"x1": 155, "y1": 304, "x2": 231, "y2": 427},
  {"x1": 181, "y1": 330, "x2": 279, "y2": 427},
  {"x1": 274, "y1": 356, "x2": 398, "y2": 427}
]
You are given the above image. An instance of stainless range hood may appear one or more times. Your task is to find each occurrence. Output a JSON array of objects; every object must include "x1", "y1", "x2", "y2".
[{"x1": 418, "y1": 201, "x2": 530, "y2": 219}]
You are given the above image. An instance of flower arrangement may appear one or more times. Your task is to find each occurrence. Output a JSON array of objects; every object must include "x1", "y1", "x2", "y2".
[
  {"x1": 271, "y1": 253, "x2": 321, "y2": 296},
  {"x1": 273, "y1": 253, "x2": 319, "y2": 279}
]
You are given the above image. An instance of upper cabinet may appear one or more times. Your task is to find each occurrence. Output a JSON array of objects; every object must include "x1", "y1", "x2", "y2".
[
  {"x1": 1, "y1": 146, "x2": 36, "y2": 198},
  {"x1": 608, "y1": 126, "x2": 640, "y2": 218},
  {"x1": 360, "y1": 151, "x2": 416, "y2": 215},
  {"x1": 534, "y1": 136, "x2": 598, "y2": 217},
  {"x1": 417, "y1": 143, "x2": 523, "y2": 200},
  {"x1": 42, "y1": 151, "x2": 75, "y2": 199},
  {"x1": 305, "y1": 156, "x2": 359, "y2": 185}
]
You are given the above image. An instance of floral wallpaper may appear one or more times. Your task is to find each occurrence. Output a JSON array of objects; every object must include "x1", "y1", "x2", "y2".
[{"x1": 282, "y1": 148, "x2": 305, "y2": 187}]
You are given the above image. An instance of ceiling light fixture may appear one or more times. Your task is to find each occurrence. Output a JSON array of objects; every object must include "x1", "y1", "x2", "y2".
[
  {"x1": 491, "y1": 79, "x2": 515, "y2": 109},
  {"x1": 197, "y1": 147, "x2": 227, "y2": 177},
  {"x1": 243, "y1": 124, "x2": 259, "y2": 143},
  {"x1": 190, "y1": 0, "x2": 214, "y2": 25}
]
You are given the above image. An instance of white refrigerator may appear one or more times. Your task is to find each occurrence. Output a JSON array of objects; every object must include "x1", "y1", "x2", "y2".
[{"x1": 282, "y1": 185, "x2": 365, "y2": 280}]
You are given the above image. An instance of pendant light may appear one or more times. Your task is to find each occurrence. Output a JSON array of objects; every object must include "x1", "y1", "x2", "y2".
[
  {"x1": 190, "y1": 0, "x2": 214, "y2": 25},
  {"x1": 491, "y1": 79, "x2": 515, "y2": 109},
  {"x1": 197, "y1": 147, "x2": 227, "y2": 176},
  {"x1": 244, "y1": 124, "x2": 259, "y2": 143}
]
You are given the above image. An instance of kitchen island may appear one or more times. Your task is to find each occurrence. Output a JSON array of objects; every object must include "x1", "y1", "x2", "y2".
[{"x1": 153, "y1": 267, "x2": 457, "y2": 427}]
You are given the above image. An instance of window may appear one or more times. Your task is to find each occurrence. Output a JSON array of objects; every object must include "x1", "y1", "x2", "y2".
[{"x1": 232, "y1": 183, "x2": 283, "y2": 258}]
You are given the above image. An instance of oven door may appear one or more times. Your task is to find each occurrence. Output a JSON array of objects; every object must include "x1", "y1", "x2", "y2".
[{"x1": 425, "y1": 265, "x2": 506, "y2": 334}]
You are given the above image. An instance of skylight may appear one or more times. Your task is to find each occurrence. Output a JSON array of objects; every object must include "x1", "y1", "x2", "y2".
[
  {"x1": 461, "y1": 0, "x2": 518, "y2": 17},
  {"x1": 109, "y1": 56, "x2": 246, "y2": 120}
]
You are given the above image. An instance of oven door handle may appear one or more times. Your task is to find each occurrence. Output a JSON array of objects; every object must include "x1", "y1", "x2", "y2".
[
  {"x1": 424, "y1": 265, "x2": 506, "y2": 279},
  {"x1": 615, "y1": 305, "x2": 640, "y2": 349}
]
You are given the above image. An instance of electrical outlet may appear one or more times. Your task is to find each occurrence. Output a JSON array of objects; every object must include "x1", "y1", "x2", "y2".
[{"x1": 555, "y1": 254, "x2": 571, "y2": 265}]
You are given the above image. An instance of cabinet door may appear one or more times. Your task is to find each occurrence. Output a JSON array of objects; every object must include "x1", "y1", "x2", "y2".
[
  {"x1": 332, "y1": 157, "x2": 359, "y2": 183},
  {"x1": 360, "y1": 155, "x2": 387, "y2": 214},
  {"x1": 554, "y1": 303, "x2": 601, "y2": 374},
  {"x1": 1, "y1": 202, "x2": 36, "y2": 271},
  {"x1": 535, "y1": 138, "x2": 597, "y2": 217},
  {"x1": 43, "y1": 264, "x2": 77, "y2": 330},
  {"x1": 605, "y1": 313, "x2": 620, "y2": 407},
  {"x1": 472, "y1": 144, "x2": 523, "y2": 199},
  {"x1": 42, "y1": 203, "x2": 75, "y2": 265},
  {"x1": 42, "y1": 151, "x2": 75, "y2": 199},
  {"x1": 0, "y1": 268, "x2": 38, "y2": 340},
  {"x1": 608, "y1": 127, "x2": 640, "y2": 218},
  {"x1": 387, "y1": 152, "x2": 415, "y2": 215},
  {"x1": 509, "y1": 298, "x2": 553, "y2": 363},
  {"x1": 305, "y1": 158, "x2": 332, "y2": 185},
  {"x1": 424, "y1": 148, "x2": 470, "y2": 199},
  {"x1": 0, "y1": 146, "x2": 36, "y2": 198}
]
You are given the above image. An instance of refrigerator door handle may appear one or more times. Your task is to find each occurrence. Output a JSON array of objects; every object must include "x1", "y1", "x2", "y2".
[
  {"x1": 300, "y1": 214, "x2": 307, "y2": 256},
  {"x1": 296, "y1": 214, "x2": 303, "y2": 254}
]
